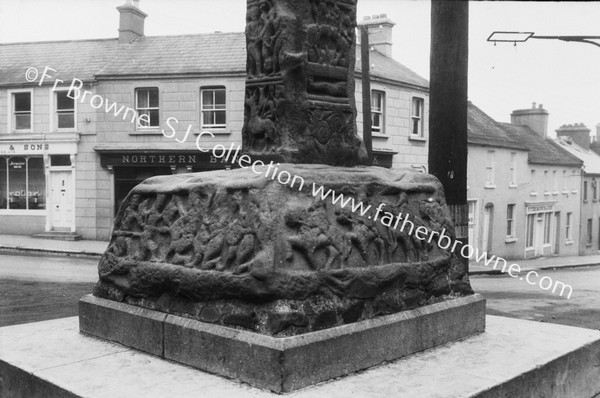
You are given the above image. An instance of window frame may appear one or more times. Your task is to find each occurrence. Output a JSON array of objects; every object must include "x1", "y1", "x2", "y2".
[
  {"x1": 587, "y1": 218, "x2": 593, "y2": 245},
  {"x1": 200, "y1": 86, "x2": 227, "y2": 130},
  {"x1": 485, "y1": 150, "x2": 495, "y2": 188},
  {"x1": 135, "y1": 87, "x2": 160, "y2": 130},
  {"x1": 371, "y1": 90, "x2": 385, "y2": 135},
  {"x1": 509, "y1": 152, "x2": 517, "y2": 187},
  {"x1": 506, "y1": 204, "x2": 516, "y2": 238},
  {"x1": 8, "y1": 89, "x2": 34, "y2": 133},
  {"x1": 566, "y1": 212, "x2": 572, "y2": 241},
  {"x1": 410, "y1": 96, "x2": 424, "y2": 138},
  {"x1": 54, "y1": 89, "x2": 76, "y2": 131}
]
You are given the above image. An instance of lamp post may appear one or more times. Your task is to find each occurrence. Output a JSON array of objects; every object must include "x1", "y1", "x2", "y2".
[{"x1": 488, "y1": 31, "x2": 600, "y2": 48}]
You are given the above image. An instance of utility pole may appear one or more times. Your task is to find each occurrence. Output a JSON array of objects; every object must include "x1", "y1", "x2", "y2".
[
  {"x1": 429, "y1": 1, "x2": 469, "y2": 261},
  {"x1": 360, "y1": 26, "x2": 373, "y2": 165}
]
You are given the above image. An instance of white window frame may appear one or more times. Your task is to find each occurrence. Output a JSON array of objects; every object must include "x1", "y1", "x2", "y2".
[
  {"x1": 506, "y1": 204, "x2": 516, "y2": 238},
  {"x1": 371, "y1": 90, "x2": 385, "y2": 135},
  {"x1": 566, "y1": 212, "x2": 572, "y2": 242},
  {"x1": 509, "y1": 152, "x2": 517, "y2": 187},
  {"x1": 52, "y1": 89, "x2": 77, "y2": 132},
  {"x1": 485, "y1": 150, "x2": 495, "y2": 188},
  {"x1": 7, "y1": 88, "x2": 34, "y2": 133},
  {"x1": 200, "y1": 86, "x2": 227, "y2": 130},
  {"x1": 135, "y1": 87, "x2": 160, "y2": 130},
  {"x1": 410, "y1": 96, "x2": 424, "y2": 137}
]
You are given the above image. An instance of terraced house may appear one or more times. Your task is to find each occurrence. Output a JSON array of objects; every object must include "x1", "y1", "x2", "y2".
[
  {"x1": 467, "y1": 102, "x2": 583, "y2": 260},
  {"x1": 0, "y1": 2, "x2": 430, "y2": 240}
]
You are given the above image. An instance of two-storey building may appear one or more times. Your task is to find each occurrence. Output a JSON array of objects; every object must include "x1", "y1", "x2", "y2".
[{"x1": 0, "y1": 3, "x2": 431, "y2": 240}]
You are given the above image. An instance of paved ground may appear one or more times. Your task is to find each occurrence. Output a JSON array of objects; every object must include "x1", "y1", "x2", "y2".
[{"x1": 471, "y1": 265, "x2": 600, "y2": 330}]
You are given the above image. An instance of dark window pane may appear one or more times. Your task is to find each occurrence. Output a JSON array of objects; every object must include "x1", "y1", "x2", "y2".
[
  {"x1": 56, "y1": 91, "x2": 74, "y2": 110},
  {"x1": 14, "y1": 93, "x2": 31, "y2": 112},
  {"x1": 16, "y1": 114, "x2": 31, "y2": 130},
  {"x1": 412, "y1": 119, "x2": 420, "y2": 135},
  {"x1": 148, "y1": 89, "x2": 159, "y2": 107},
  {"x1": 149, "y1": 109, "x2": 159, "y2": 126},
  {"x1": 8, "y1": 157, "x2": 27, "y2": 209},
  {"x1": 28, "y1": 157, "x2": 45, "y2": 209},
  {"x1": 51, "y1": 155, "x2": 71, "y2": 166},
  {"x1": 215, "y1": 110, "x2": 226, "y2": 125},
  {"x1": 202, "y1": 91, "x2": 214, "y2": 107},
  {"x1": 58, "y1": 114, "x2": 75, "y2": 129},
  {"x1": 215, "y1": 89, "x2": 226, "y2": 106},
  {"x1": 137, "y1": 90, "x2": 149, "y2": 108}
]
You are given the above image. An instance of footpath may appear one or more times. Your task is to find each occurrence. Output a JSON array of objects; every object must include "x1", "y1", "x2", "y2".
[{"x1": 1, "y1": 234, "x2": 600, "y2": 274}]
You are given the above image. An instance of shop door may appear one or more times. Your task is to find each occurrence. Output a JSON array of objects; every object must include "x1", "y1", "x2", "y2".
[
  {"x1": 50, "y1": 171, "x2": 73, "y2": 230},
  {"x1": 534, "y1": 213, "x2": 544, "y2": 256},
  {"x1": 468, "y1": 200, "x2": 477, "y2": 250}
]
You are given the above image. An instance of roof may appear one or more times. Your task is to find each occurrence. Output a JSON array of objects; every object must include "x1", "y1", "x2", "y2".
[
  {"x1": 555, "y1": 137, "x2": 600, "y2": 174},
  {"x1": 467, "y1": 102, "x2": 525, "y2": 150},
  {"x1": 356, "y1": 47, "x2": 429, "y2": 89},
  {"x1": 0, "y1": 33, "x2": 429, "y2": 88},
  {"x1": 0, "y1": 38, "x2": 118, "y2": 86},
  {"x1": 500, "y1": 123, "x2": 583, "y2": 167}
]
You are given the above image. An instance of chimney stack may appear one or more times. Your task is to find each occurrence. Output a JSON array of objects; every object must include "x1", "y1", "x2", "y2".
[
  {"x1": 357, "y1": 14, "x2": 395, "y2": 58},
  {"x1": 556, "y1": 123, "x2": 592, "y2": 150},
  {"x1": 510, "y1": 102, "x2": 549, "y2": 139},
  {"x1": 117, "y1": 0, "x2": 147, "y2": 44}
]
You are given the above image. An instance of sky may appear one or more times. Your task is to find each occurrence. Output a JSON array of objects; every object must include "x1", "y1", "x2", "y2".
[{"x1": 1, "y1": 0, "x2": 599, "y2": 138}]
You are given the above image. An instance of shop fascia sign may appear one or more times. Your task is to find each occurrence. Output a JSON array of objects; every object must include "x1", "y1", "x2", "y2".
[
  {"x1": 0, "y1": 142, "x2": 76, "y2": 155},
  {"x1": 526, "y1": 202, "x2": 556, "y2": 214}
]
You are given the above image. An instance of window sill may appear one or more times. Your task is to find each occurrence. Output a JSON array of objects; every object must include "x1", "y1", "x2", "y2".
[
  {"x1": 0, "y1": 209, "x2": 47, "y2": 216},
  {"x1": 130, "y1": 128, "x2": 162, "y2": 135},
  {"x1": 543, "y1": 192, "x2": 551, "y2": 196},
  {"x1": 484, "y1": 184, "x2": 496, "y2": 189},
  {"x1": 408, "y1": 135, "x2": 426, "y2": 142},
  {"x1": 552, "y1": 191, "x2": 559, "y2": 195},
  {"x1": 530, "y1": 192, "x2": 538, "y2": 196},
  {"x1": 572, "y1": 190, "x2": 578, "y2": 194},
  {"x1": 565, "y1": 240, "x2": 573, "y2": 246},
  {"x1": 509, "y1": 184, "x2": 517, "y2": 189},
  {"x1": 195, "y1": 129, "x2": 231, "y2": 136},
  {"x1": 371, "y1": 133, "x2": 389, "y2": 139},
  {"x1": 562, "y1": 190, "x2": 570, "y2": 195},
  {"x1": 583, "y1": 200, "x2": 588, "y2": 204},
  {"x1": 505, "y1": 237, "x2": 517, "y2": 243}
]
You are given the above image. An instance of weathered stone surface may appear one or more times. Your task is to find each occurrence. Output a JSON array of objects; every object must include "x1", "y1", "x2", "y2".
[
  {"x1": 94, "y1": 164, "x2": 473, "y2": 335},
  {"x1": 242, "y1": 0, "x2": 366, "y2": 165}
]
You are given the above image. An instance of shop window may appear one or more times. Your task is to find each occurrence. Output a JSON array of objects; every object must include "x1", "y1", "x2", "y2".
[
  {"x1": 587, "y1": 219, "x2": 593, "y2": 245},
  {"x1": 543, "y1": 213, "x2": 552, "y2": 244},
  {"x1": 566, "y1": 212, "x2": 572, "y2": 241},
  {"x1": 13, "y1": 92, "x2": 32, "y2": 131},
  {"x1": 136, "y1": 88, "x2": 159, "y2": 128},
  {"x1": 411, "y1": 97, "x2": 424, "y2": 137},
  {"x1": 0, "y1": 156, "x2": 45, "y2": 210},
  {"x1": 506, "y1": 204, "x2": 515, "y2": 238},
  {"x1": 56, "y1": 91, "x2": 75, "y2": 129},
  {"x1": 201, "y1": 87, "x2": 226, "y2": 129},
  {"x1": 371, "y1": 90, "x2": 385, "y2": 134}
]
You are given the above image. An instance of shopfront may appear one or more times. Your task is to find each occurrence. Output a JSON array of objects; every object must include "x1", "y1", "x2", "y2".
[
  {"x1": 524, "y1": 202, "x2": 557, "y2": 258},
  {"x1": 0, "y1": 136, "x2": 79, "y2": 235},
  {"x1": 96, "y1": 148, "x2": 231, "y2": 217}
]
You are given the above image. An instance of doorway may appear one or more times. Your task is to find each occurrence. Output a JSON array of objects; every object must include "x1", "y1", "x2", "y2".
[{"x1": 49, "y1": 170, "x2": 73, "y2": 230}]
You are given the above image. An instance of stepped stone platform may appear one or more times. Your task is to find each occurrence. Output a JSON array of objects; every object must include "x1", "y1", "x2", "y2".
[{"x1": 1, "y1": 315, "x2": 599, "y2": 397}]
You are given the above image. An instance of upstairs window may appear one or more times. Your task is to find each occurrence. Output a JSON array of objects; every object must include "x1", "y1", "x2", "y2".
[
  {"x1": 136, "y1": 88, "x2": 159, "y2": 128},
  {"x1": 13, "y1": 92, "x2": 32, "y2": 131},
  {"x1": 584, "y1": 181, "x2": 588, "y2": 201},
  {"x1": 201, "y1": 87, "x2": 226, "y2": 129},
  {"x1": 510, "y1": 152, "x2": 517, "y2": 186},
  {"x1": 485, "y1": 150, "x2": 495, "y2": 187},
  {"x1": 56, "y1": 91, "x2": 75, "y2": 129},
  {"x1": 411, "y1": 97, "x2": 424, "y2": 137},
  {"x1": 371, "y1": 90, "x2": 385, "y2": 134}
]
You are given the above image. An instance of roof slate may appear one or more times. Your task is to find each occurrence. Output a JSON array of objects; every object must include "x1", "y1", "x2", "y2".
[
  {"x1": 467, "y1": 102, "x2": 525, "y2": 150},
  {"x1": 0, "y1": 33, "x2": 429, "y2": 88},
  {"x1": 500, "y1": 123, "x2": 583, "y2": 167},
  {"x1": 554, "y1": 137, "x2": 600, "y2": 174}
]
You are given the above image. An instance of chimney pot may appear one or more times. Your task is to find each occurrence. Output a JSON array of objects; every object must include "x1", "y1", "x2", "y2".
[
  {"x1": 358, "y1": 13, "x2": 396, "y2": 58},
  {"x1": 532, "y1": 102, "x2": 536, "y2": 109},
  {"x1": 539, "y1": 104, "x2": 543, "y2": 109},
  {"x1": 117, "y1": 1, "x2": 147, "y2": 44}
]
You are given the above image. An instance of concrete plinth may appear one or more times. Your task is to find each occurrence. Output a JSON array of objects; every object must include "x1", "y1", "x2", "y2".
[
  {"x1": 1, "y1": 315, "x2": 600, "y2": 397},
  {"x1": 79, "y1": 294, "x2": 486, "y2": 392}
]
